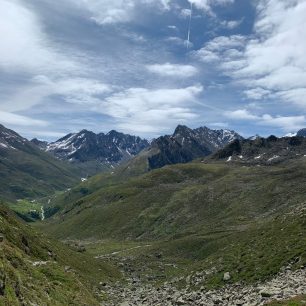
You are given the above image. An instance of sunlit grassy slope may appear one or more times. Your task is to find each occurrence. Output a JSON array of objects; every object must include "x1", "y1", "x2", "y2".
[{"x1": 0, "y1": 203, "x2": 120, "y2": 305}]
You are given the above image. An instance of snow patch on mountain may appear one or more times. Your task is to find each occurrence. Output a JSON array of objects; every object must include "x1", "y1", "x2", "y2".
[{"x1": 43, "y1": 129, "x2": 150, "y2": 165}]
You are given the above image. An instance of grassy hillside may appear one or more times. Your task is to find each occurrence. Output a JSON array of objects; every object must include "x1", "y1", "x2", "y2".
[
  {"x1": 42, "y1": 159, "x2": 306, "y2": 239},
  {"x1": 37, "y1": 159, "x2": 306, "y2": 289},
  {"x1": 0, "y1": 140, "x2": 82, "y2": 201},
  {"x1": 0, "y1": 203, "x2": 120, "y2": 305}
]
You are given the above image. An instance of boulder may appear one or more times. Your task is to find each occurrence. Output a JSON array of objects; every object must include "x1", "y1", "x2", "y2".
[{"x1": 223, "y1": 272, "x2": 231, "y2": 281}]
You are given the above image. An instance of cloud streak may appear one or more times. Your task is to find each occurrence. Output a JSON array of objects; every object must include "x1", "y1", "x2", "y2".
[{"x1": 0, "y1": 111, "x2": 48, "y2": 127}]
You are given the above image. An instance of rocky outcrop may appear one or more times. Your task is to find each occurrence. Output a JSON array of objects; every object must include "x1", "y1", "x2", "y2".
[
  {"x1": 102, "y1": 265, "x2": 306, "y2": 306},
  {"x1": 297, "y1": 128, "x2": 306, "y2": 137},
  {"x1": 210, "y1": 136, "x2": 306, "y2": 165}
]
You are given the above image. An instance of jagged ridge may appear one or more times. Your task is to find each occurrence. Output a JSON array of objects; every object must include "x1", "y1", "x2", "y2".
[
  {"x1": 42, "y1": 129, "x2": 150, "y2": 165},
  {"x1": 148, "y1": 125, "x2": 243, "y2": 169}
]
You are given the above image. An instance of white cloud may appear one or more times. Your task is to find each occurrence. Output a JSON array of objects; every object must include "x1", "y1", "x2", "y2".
[
  {"x1": 180, "y1": 8, "x2": 192, "y2": 18},
  {"x1": 259, "y1": 114, "x2": 306, "y2": 132},
  {"x1": 70, "y1": 0, "x2": 171, "y2": 25},
  {"x1": 221, "y1": 19, "x2": 243, "y2": 29},
  {"x1": 188, "y1": 0, "x2": 234, "y2": 13},
  {"x1": 165, "y1": 36, "x2": 192, "y2": 48},
  {"x1": 1, "y1": 76, "x2": 113, "y2": 112},
  {"x1": 0, "y1": 111, "x2": 48, "y2": 127},
  {"x1": 0, "y1": 0, "x2": 77, "y2": 74},
  {"x1": 52, "y1": 78, "x2": 113, "y2": 105},
  {"x1": 70, "y1": 0, "x2": 235, "y2": 24},
  {"x1": 146, "y1": 63, "x2": 198, "y2": 78},
  {"x1": 225, "y1": 109, "x2": 258, "y2": 120},
  {"x1": 244, "y1": 88, "x2": 271, "y2": 100},
  {"x1": 236, "y1": 0, "x2": 306, "y2": 107},
  {"x1": 197, "y1": 0, "x2": 306, "y2": 108},
  {"x1": 94, "y1": 85, "x2": 203, "y2": 134},
  {"x1": 193, "y1": 35, "x2": 246, "y2": 62},
  {"x1": 225, "y1": 109, "x2": 306, "y2": 132}
]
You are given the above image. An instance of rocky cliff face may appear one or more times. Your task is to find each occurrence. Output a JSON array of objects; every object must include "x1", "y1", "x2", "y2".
[
  {"x1": 148, "y1": 125, "x2": 243, "y2": 169},
  {"x1": 211, "y1": 135, "x2": 306, "y2": 164},
  {"x1": 297, "y1": 128, "x2": 306, "y2": 137},
  {"x1": 44, "y1": 129, "x2": 150, "y2": 165}
]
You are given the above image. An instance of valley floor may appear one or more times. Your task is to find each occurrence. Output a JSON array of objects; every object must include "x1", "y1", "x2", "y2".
[
  {"x1": 67, "y1": 240, "x2": 306, "y2": 306},
  {"x1": 104, "y1": 267, "x2": 306, "y2": 306}
]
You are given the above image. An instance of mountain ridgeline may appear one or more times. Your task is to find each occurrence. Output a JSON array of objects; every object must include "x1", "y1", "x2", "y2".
[
  {"x1": 40, "y1": 130, "x2": 150, "y2": 164},
  {"x1": 30, "y1": 125, "x2": 243, "y2": 173},
  {"x1": 147, "y1": 125, "x2": 243, "y2": 169},
  {"x1": 211, "y1": 135, "x2": 306, "y2": 164}
]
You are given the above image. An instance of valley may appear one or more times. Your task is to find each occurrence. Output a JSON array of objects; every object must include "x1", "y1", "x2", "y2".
[
  {"x1": 2, "y1": 1, "x2": 306, "y2": 304},
  {"x1": 0, "y1": 124, "x2": 306, "y2": 305}
]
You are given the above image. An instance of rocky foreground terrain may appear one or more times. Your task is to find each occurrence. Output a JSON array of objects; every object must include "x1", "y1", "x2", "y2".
[{"x1": 97, "y1": 256, "x2": 306, "y2": 306}]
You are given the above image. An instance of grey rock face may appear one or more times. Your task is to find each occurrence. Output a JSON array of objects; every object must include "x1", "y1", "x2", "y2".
[
  {"x1": 211, "y1": 135, "x2": 306, "y2": 165},
  {"x1": 148, "y1": 125, "x2": 243, "y2": 169},
  {"x1": 44, "y1": 129, "x2": 150, "y2": 164},
  {"x1": 102, "y1": 265, "x2": 306, "y2": 306},
  {"x1": 297, "y1": 128, "x2": 306, "y2": 137}
]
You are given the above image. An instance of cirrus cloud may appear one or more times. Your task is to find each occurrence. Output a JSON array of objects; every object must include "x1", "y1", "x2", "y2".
[{"x1": 0, "y1": 111, "x2": 48, "y2": 127}]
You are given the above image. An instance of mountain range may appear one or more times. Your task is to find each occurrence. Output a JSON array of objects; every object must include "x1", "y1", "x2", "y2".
[
  {"x1": 1, "y1": 122, "x2": 306, "y2": 305},
  {"x1": 30, "y1": 125, "x2": 243, "y2": 172},
  {"x1": 43, "y1": 129, "x2": 150, "y2": 164}
]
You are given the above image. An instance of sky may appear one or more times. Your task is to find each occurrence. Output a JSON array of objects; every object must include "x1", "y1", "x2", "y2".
[{"x1": 0, "y1": 0, "x2": 306, "y2": 141}]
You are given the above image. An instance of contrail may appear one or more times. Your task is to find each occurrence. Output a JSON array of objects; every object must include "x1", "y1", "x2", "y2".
[{"x1": 187, "y1": 2, "x2": 193, "y2": 49}]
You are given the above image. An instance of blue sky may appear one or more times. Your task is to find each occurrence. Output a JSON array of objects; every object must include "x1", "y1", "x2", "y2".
[{"x1": 0, "y1": 0, "x2": 306, "y2": 140}]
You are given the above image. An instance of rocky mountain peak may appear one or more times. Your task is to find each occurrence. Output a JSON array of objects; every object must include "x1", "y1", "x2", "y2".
[
  {"x1": 297, "y1": 128, "x2": 306, "y2": 137},
  {"x1": 30, "y1": 138, "x2": 48, "y2": 150},
  {"x1": 0, "y1": 124, "x2": 28, "y2": 150},
  {"x1": 44, "y1": 129, "x2": 150, "y2": 165},
  {"x1": 148, "y1": 125, "x2": 243, "y2": 169},
  {"x1": 173, "y1": 125, "x2": 194, "y2": 137}
]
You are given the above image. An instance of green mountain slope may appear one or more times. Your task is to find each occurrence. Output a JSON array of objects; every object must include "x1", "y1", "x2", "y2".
[
  {"x1": 38, "y1": 159, "x2": 306, "y2": 289},
  {"x1": 0, "y1": 124, "x2": 82, "y2": 201},
  {"x1": 42, "y1": 159, "x2": 306, "y2": 240},
  {"x1": 0, "y1": 203, "x2": 120, "y2": 305}
]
